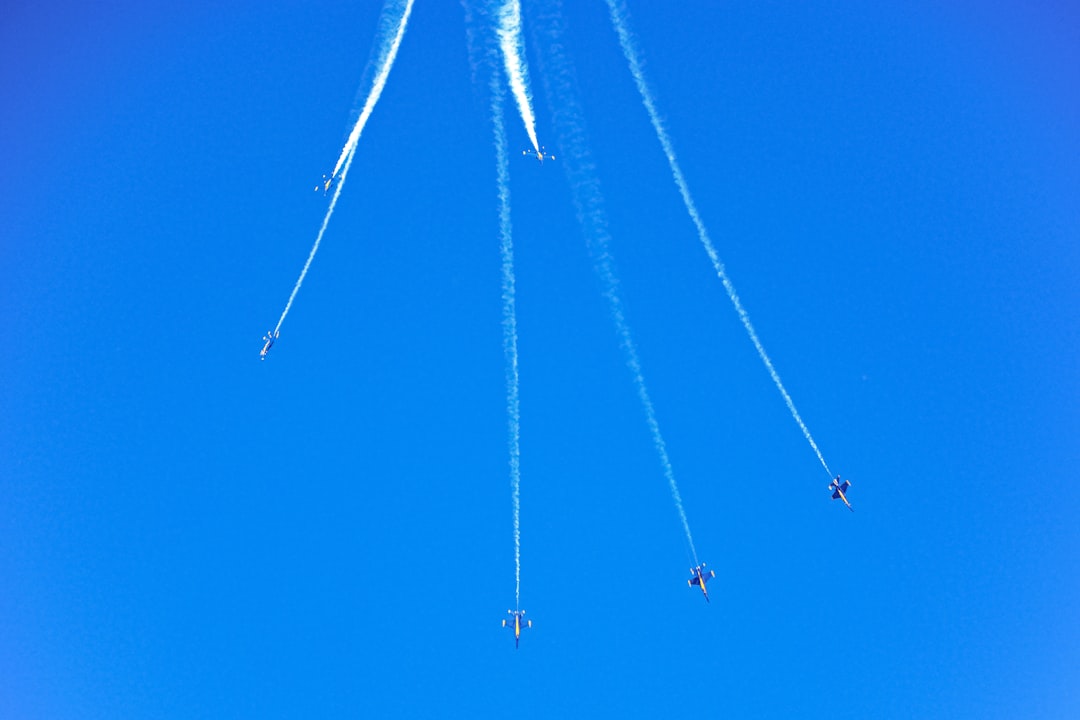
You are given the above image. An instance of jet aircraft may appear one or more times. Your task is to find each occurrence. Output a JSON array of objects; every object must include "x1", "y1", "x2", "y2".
[
  {"x1": 523, "y1": 146, "x2": 555, "y2": 165},
  {"x1": 688, "y1": 563, "x2": 715, "y2": 603},
  {"x1": 260, "y1": 329, "x2": 279, "y2": 360},
  {"x1": 502, "y1": 609, "x2": 531, "y2": 649},
  {"x1": 829, "y1": 476, "x2": 853, "y2": 511},
  {"x1": 315, "y1": 174, "x2": 334, "y2": 194}
]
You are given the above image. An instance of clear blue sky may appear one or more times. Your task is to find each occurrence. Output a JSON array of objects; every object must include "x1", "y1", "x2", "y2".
[{"x1": 2, "y1": 1, "x2": 1077, "y2": 717}]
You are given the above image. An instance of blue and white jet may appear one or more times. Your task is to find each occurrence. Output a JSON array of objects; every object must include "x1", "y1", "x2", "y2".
[
  {"x1": 829, "y1": 476, "x2": 853, "y2": 511},
  {"x1": 502, "y1": 609, "x2": 531, "y2": 649},
  {"x1": 688, "y1": 563, "x2": 715, "y2": 603},
  {"x1": 523, "y1": 146, "x2": 555, "y2": 165},
  {"x1": 260, "y1": 329, "x2": 278, "y2": 360}
]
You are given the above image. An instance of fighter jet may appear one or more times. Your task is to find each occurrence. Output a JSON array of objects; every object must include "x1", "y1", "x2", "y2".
[
  {"x1": 502, "y1": 609, "x2": 531, "y2": 649},
  {"x1": 315, "y1": 174, "x2": 334, "y2": 194},
  {"x1": 688, "y1": 563, "x2": 715, "y2": 603},
  {"x1": 523, "y1": 146, "x2": 555, "y2": 165},
  {"x1": 260, "y1": 329, "x2": 279, "y2": 360},
  {"x1": 829, "y1": 476, "x2": 853, "y2": 511}
]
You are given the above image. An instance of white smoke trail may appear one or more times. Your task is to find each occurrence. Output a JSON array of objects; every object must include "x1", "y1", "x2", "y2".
[
  {"x1": 274, "y1": 0, "x2": 414, "y2": 336},
  {"x1": 604, "y1": 0, "x2": 833, "y2": 478},
  {"x1": 275, "y1": 143, "x2": 357, "y2": 335},
  {"x1": 331, "y1": 0, "x2": 415, "y2": 179},
  {"x1": 532, "y1": 2, "x2": 699, "y2": 565},
  {"x1": 490, "y1": 76, "x2": 524, "y2": 609},
  {"x1": 496, "y1": 0, "x2": 541, "y2": 154}
]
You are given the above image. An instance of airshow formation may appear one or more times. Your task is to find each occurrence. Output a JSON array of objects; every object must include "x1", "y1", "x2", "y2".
[{"x1": 260, "y1": 0, "x2": 856, "y2": 649}]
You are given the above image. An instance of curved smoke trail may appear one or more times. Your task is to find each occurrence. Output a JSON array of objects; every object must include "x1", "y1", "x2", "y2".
[
  {"x1": 533, "y1": 1, "x2": 699, "y2": 565},
  {"x1": 497, "y1": 0, "x2": 541, "y2": 154},
  {"x1": 274, "y1": 0, "x2": 415, "y2": 336},
  {"x1": 604, "y1": 0, "x2": 833, "y2": 478},
  {"x1": 490, "y1": 77, "x2": 524, "y2": 608},
  {"x1": 332, "y1": 0, "x2": 416, "y2": 178}
]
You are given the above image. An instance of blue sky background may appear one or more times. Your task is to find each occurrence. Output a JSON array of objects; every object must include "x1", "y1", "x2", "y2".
[{"x1": 2, "y1": 1, "x2": 1078, "y2": 717}]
